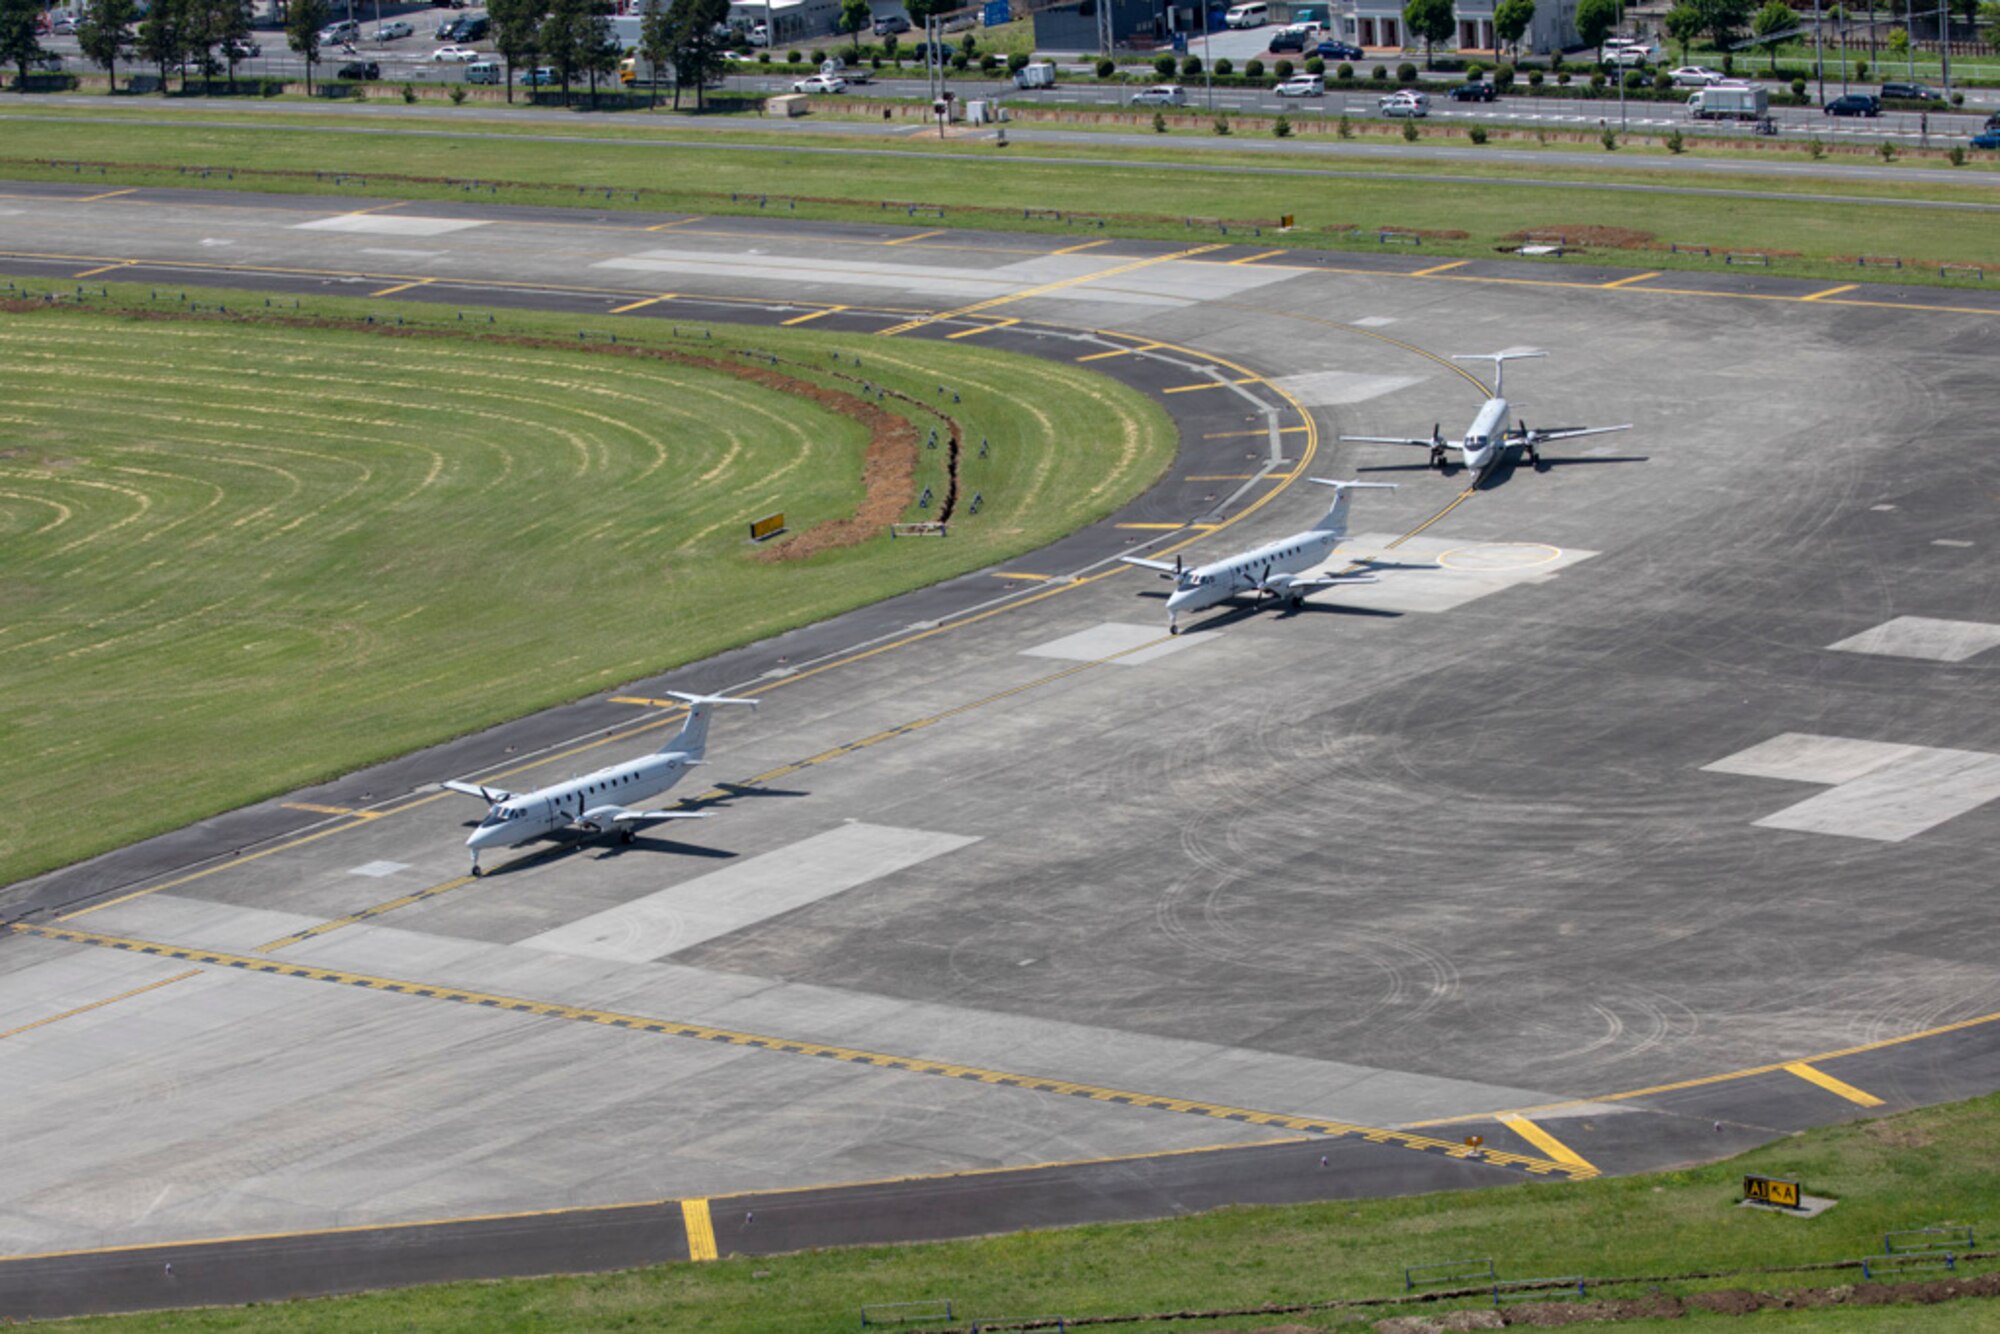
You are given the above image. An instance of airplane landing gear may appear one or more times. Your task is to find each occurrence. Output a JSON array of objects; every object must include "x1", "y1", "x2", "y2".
[
  {"x1": 619, "y1": 828, "x2": 635, "y2": 845},
  {"x1": 1428, "y1": 446, "x2": 1445, "y2": 470},
  {"x1": 469, "y1": 860, "x2": 482, "y2": 878}
]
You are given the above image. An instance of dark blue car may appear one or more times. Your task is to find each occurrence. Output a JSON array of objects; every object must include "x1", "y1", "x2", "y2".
[
  {"x1": 1972, "y1": 128, "x2": 2000, "y2": 150},
  {"x1": 1313, "y1": 39, "x2": 1362, "y2": 60}
]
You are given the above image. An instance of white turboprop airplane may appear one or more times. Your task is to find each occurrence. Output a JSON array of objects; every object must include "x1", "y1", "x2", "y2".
[
  {"x1": 446, "y1": 690, "x2": 758, "y2": 875},
  {"x1": 1342, "y1": 351, "x2": 1632, "y2": 481},
  {"x1": 1121, "y1": 479, "x2": 1395, "y2": 635}
]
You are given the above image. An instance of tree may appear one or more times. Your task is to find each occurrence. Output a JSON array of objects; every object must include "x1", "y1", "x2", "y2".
[
  {"x1": 1694, "y1": 0, "x2": 1754, "y2": 52},
  {"x1": 903, "y1": 0, "x2": 943, "y2": 33},
  {"x1": 1402, "y1": 0, "x2": 1453, "y2": 66},
  {"x1": 581, "y1": 0, "x2": 618, "y2": 105},
  {"x1": 638, "y1": 0, "x2": 670, "y2": 105},
  {"x1": 839, "y1": 0, "x2": 869, "y2": 57},
  {"x1": 539, "y1": 0, "x2": 589, "y2": 104},
  {"x1": 1982, "y1": 0, "x2": 2000, "y2": 50},
  {"x1": 1663, "y1": 1, "x2": 1705, "y2": 62},
  {"x1": 285, "y1": 0, "x2": 325, "y2": 93},
  {"x1": 1574, "y1": 0, "x2": 1616, "y2": 59},
  {"x1": 76, "y1": 0, "x2": 138, "y2": 91},
  {"x1": 138, "y1": 0, "x2": 187, "y2": 90},
  {"x1": 1750, "y1": 0, "x2": 1792, "y2": 69},
  {"x1": 0, "y1": 0, "x2": 46, "y2": 90},
  {"x1": 1493, "y1": 0, "x2": 1534, "y2": 60},
  {"x1": 489, "y1": 0, "x2": 543, "y2": 103},
  {"x1": 666, "y1": 0, "x2": 728, "y2": 111},
  {"x1": 206, "y1": 0, "x2": 251, "y2": 87}
]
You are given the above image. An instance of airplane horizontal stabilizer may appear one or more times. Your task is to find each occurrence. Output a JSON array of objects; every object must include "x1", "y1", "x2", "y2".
[{"x1": 443, "y1": 779, "x2": 515, "y2": 802}]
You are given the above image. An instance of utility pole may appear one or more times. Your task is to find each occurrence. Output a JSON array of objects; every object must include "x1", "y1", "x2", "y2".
[
  {"x1": 1937, "y1": 0, "x2": 1949, "y2": 91},
  {"x1": 1813, "y1": 0, "x2": 1824, "y2": 102},
  {"x1": 1906, "y1": 0, "x2": 1913, "y2": 76}
]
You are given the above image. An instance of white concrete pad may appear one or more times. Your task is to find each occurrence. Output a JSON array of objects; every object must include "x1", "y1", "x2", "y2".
[
  {"x1": 1268, "y1": 371, "x2": 1425, "y2": 407},
  {"x1": 1019, "y1": 621, "x2": 1206, "y2": 665},
  {"x1": 349, "y1": 860, "x2": 412, "y2": 879},
  {"x1": 1322, "y1": 534, "x2": 1598, "y2": 614},
  {"x1": 1702, "y1": 733, "x2": 1923, "y2": 786},
  {"x1": 293, "y1": 214, "x2": 488, "y2": 237},
  {"x1": 1826, "y1": 616, "x2": 2000, "y2": 663},
  {"x1": 518, "y1": 822, "x2": 980, "y2": 963},
  {"x1": 1752, "y1": 748, "x2": 2000, "y2": 842}
]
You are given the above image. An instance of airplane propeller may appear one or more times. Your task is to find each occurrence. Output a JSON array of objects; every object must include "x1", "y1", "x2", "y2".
[{"x1": 1428, "y1": 423, "x2": 1445, "y2": 470}]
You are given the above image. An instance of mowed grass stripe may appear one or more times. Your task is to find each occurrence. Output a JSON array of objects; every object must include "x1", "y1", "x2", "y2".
[{"x1": 0, "y1": 295, "x2": 1173, "y2": 886}]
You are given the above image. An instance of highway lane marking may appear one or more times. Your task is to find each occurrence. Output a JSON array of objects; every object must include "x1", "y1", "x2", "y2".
[
  {"x1": 946, "y1": 317, "x2": 1019, "y2": 339},
  {"x1": 609, "y1": 292, "x2": 677, "y2": 314},
  {"x1": 780, "y1": 305, "x2": 848, "y2": 325},
  {"x1": 1601, "y1": 271, "x2": 1661, "y2": 288},
  {"x1": 280, "y1": 802, "x2": 383, "y2": 819},
  {"x1": 1230, "y1": 249, "x2": 1288, "y2": 266},
  {"x1": 1163, "y1": 377, "x2": 1263, "y2": 394},
  {"x1": 7, "y1": 920, "x2": 1588, "y2": 1180},
  {"x1": 369, "y1": 278, "x2": 433, "y2": 297},
  {"x1": 1498, "y1": 1114, "x2": 1597, "y2": 1174},
  {"x1": 1411, "y1": 260, "x2": 1470, "y2": 276},
  {"x1": 0, "y1": 968, "x2": 202, "y2": 1042},
  {"x1": 680, "y1": 1199, "x2": 718, "y2": 1261},
  {"x1": 1784, "y1": 1061, "x2": 1885, "y2": 1107},
  {"x1": 1801, "y1": 283, "x2": 1860, "y2": 301},
  {"x1": 874, "y1": 243, "x2": 1226, "y2": 338},
  {"x1": 883, "y1": 228, "x2": 948, "y2": 246}
]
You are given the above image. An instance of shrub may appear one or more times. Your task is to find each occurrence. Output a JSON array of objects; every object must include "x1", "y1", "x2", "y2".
[
  {"x1": 1557, "y1": 70, "x2": 1570, "y2": 84},
  {"x1": 1950, "y1": 90, "x2": 1963, "y2": 105},
  {"x1": 1548, "y1": 54, "x2": 1563, "y2": 73},
  {"x1": 1215, "y1": 57, "x2": 1233, "y2": 75},
  {"x1": 1665, "y1": 128, "x2": 1684, "y2": 153},
  {"x1": 1245, "y1": 58, "x2": 1264, "y2": 78},
  {"x1": 809, "y1": 47, "x2": 824, "y2": 62},
  {"x1": 1214, "y1": 113, "x2": 1232, "y2": 134},
  {"x1": 1466, "y1": 62, "x2": 1483, "y2": 79},
  {"x1": 1008, "y1": 52, "x2": 1029, "y2": 72},
  {"x1": 788, "y1": 49, "x2": 801, "y2": 62},
  {"x1": 1371, "y1": 63, "x2": 1388, "y2": 79},
  {"x1": 1807, "y1": 135, "x2": 1824, "y2": 158},
  {"x1": 1337, "y1": 113, "x2": 1354, "y2": 138},
  {"x1": 1335, "y1": 61, "x2": 1352, "y2": 79},
  {"x1": 1720, "y1": 52, "x2": 1733, "y2": 73},
  {"x1": 1589, "y1": 71, "x2": 1607, "y2": 90},
  {"x1": 402, "y1": 81, "x2": 417, "y2": 103},
  {"x1": 1153, "y1": 110, "x2": 1168, "y2": 132},
  {"x1": 1791, "y1": 77, "x2": 1807, "y2": 101},
  {"x1": 1182, "y1": 54, "x2": 1202, "y2": 76},
  {"x1": 1273, "y1": 111, "x2": 1292, "y2": 136},
  {"x1": 1401, "y1": 118, "x2": 1419, "y2": 141},
  {"x1": 448, "y1": 83, "x2": 465, "y2": 104},
  {"x1": 1948, "y1": 144, "x2": 1966, "y2": 165},
  {"x1": 1600, "y1": 126, "x2": 1617, "y2": 150},
  {"x1": 1855, "y1": 59, "x2": 1867, "y2": 80},
  {"x1": 1095, "y1": 57, "x2": 1114, "y2": 77},
  {"x1": 1877, "y1": 139, "x2": 1896, "y2": 162},
  {"x1": 1494, "y1": 64, "x2": 1514, "y2": 90},
  {"x1": 1156, "y1": 54, "x2": 1177, "y2": 77},
  {"x1": 1397, "y1": 61, "x2": 1417, "y2": 83},
  {"x1": 1624, "y1": 69, "x2": 1643, "y2": 89},
  {"x1": 951, "y1": 51, "x2": 968, "y2": 68},
  {"x1": 1305, "y1": 57, "x2": 1323, "y2": 74},
  {"x1": 1274, "y1": 59, "x2": 1293, "y2": 78},
  {"x1": 1652, "y1": 70, "x2": 1671, "y2": 91},
  {"x1": 1468, "y1": 124, "x2": 1487, "y2": 143},
  {"x1": 981, "y1": 52, "x2": 1000, "y2": 71},
  {"x1": 1527, "y1": 69, "x2": 1543, "y2": 86}
]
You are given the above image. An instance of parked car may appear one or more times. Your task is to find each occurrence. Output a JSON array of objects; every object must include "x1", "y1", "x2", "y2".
[
  {"x1": 872, "y1": 13, "x2": 910, "y2": 34},
  {"x1": 225, "y1": 39, "x2": 260, "y2": 57},
  {"x1": 1268, "y1": 24, "x2": 1315, "y2": 51},
  {"x1": 1669, "y1": 65, "x2": 1724, "y2": 86},
  {"x1": 1130, "y1": 83, "x2": 1187, "y2": 106},
  {"x1": 1275, "y1": 73, "x2": 1324, "y2": 96},
  {"x1": 1824, "y1": 92, "x2": 1880, "y2": 116},
  {"x1": 1313, "y1": 38, "x2": 1362, "y2": 60},
  {"x1": 1223, "y1": 1, "x2": 1268, "y2": 28},
  {"x1": 1379, "y1": 89, "x2": 1428, "y2": 116},
  {"x1": 1448, "y1": 80, "x2": 1494, "y2": 101},
  {"x1": 52, "y1": 14, "x2": 78, "y2": 33},
  {"x1": 373, "y1": 21, "x2": 413, "y2": 40},
  {"x1": 791, "y1": 73, "x2": 846, "y2": 92},
  {"x1": 1879, "y1": 81, "x2": 1940, "y2": 100},
  {"x1": 434, "y1": 15, "x2": 487, "y2": 40},
  {"x1": 1971, "y1": 128, "x2": 2000, "y2": 149},
  {"x1": 319, "y1": 19, "x2": 361, "y2": 41},
  {"x1": 335, "y1": 60, "x2": 380, "y2": 79},
  {"x1": 429, "y1": 44, "x2": 479, "y2": 61},
  {"x1": 519, "y1": 65, "x2": 558, "y2": 85}
]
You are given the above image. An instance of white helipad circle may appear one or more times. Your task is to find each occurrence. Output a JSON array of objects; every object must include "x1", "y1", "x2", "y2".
[{"x1": 1436, "y1": 542, "x2": 1563, "y2": 572}]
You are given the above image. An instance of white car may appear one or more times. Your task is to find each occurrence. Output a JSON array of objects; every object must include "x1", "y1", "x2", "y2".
[
  {"x1": 1669, "y1": 65, "x2": 1724, "y2": 86},
  {"x1": 1129, "y1": 83, "x2": 1187, "y2": 106},
  {"x1": 429, "y1": 44, "x2": 479, "y2": 61},
  {"x1": 374, "y1": 20, "x2": 413, "y2": 40},
  {"x1": 1274, "y1": 74, "x2": 1324, "y2": 97},
  {"x1": 791, "y1": 73, "x2": 846, "y2": 93},
  {"x1": 1378, "y1": 90, "x2": 1428, "y2": 116}
]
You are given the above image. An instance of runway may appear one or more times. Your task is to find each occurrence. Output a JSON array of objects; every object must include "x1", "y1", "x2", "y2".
[{"x1": 2, "y1": 181, "x2": 1998, "y2": 1318}]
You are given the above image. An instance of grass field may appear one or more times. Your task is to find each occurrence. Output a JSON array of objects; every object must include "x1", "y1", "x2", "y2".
[
  {"x1": 50, "y1": 1092, "x2": 2000, "y2": 1330},
  {"x1": 0, "y1": 287, "x2": 1173, "y2": 887},
  {"x1": 4, "y1": 104, "x2": 2000, "y2": 280}
]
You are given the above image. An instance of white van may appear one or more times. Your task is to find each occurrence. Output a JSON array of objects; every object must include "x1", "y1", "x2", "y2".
[
  {"x1": 1014, "y1": 60, "x2": 1055, "y2": 88},
  {"x1": 464, "y1": 61, "x2": 502, "y2": 84},
  {"x1": 1225, "y1": 2, "x2": 1268, "y2": 27}
]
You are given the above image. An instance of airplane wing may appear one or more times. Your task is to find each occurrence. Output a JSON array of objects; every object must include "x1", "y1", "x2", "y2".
[
  {"x1": 1119, "y1": 555, "x2": 1181, "y2": 573},
  {"x1": 1339, "y1": 435, "x2": 1441, "y2": 448},
  {"x1": 1520, "y1": 424, "x2": 1631, "y2": 444},
  {"x1": 593, "y1": 806, "x2": 710, "y2": 828},
  {"x1": 443, "y1": 779, "x2": 515, "y2": 802},
  {"x1": 1283, "y1": 570, "x2": 1380, "y2": 594}
]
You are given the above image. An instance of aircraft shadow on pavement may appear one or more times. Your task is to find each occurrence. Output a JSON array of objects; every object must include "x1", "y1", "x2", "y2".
[
  {"x1": 593, "y1": 835, "x2": 739, "y2": 863},
  {"x1": 1182, "y1": 599, "x2": 1405, "y2": 636}
]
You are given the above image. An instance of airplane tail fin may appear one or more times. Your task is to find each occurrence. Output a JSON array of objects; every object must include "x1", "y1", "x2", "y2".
[
  {"x1": 1451, "y1": 349, "x2": 1547, "y2": 399},
  {"x1": 660, "y1": 690, "x2": 759, "y2": 758},
  {"x1": 1306, "y1": 479, "x2": 1396, "y2": 538}
]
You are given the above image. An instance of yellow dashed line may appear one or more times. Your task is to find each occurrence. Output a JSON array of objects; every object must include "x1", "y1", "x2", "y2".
[
  {"x1": 281, "y1": 802, "x2": 383, "y2": 819},
  {"x1": 643, "y1": 215, "x2": 705, "y2": 231},
  {"x1": 1601, "y1": 271, "x2": 1660, "y2": 288},
  {"x1": 75, "y1": 187, "x2": 140, "y2": 203},
  {"x1": 992, "y1": 571, "x2": 1052, "y2": 581},
  {"x1": 946, "y1": 317, "x2": 1019, "y2": 339},
  {"x1": 1784, "y1": 1061, "x2": 1885, "y2": 1107},
  {"x1": 884, "y1": 229, "x2": 948, "y2": 246},
  {"x1": 369, "y1": 278, "x2": 432, "y2": 298},
  {"x1": 780, "y1": 305, "x2": 847, "y2": 326},
  {"x1": 1052, "y1": 239, "x2": 1112, "y2": 255},
  {"x1": 1801, "y1": 284, "x2": 1860, "y2": 301},
  {"x1": 1231, "y1": 249, "x2": 1287, "y2": 265},
  {"x1": 1411, "y1": 260, "x2": 1470, "y2": 277},
  {"x1": 72, "y1": 260, "x2": 133, "y2": 279},
  {"x1": 609, "y1": 292, "x2": 676, "y2": 314}
]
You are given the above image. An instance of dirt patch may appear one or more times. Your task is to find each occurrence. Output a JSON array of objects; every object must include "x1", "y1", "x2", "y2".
[
  {"x1": 1863, "y1": 1121, "x2": 1936, "y2": 1149},
  {"x1": 1503, "y1": 225, "x2": 1655, "y2": 250},
  {"x1": 0, "y1": 298, "x2": 922, "y2": 560},
  {"x1": 1376, "y1": 226, "x2": 1471, "y2": 240}
]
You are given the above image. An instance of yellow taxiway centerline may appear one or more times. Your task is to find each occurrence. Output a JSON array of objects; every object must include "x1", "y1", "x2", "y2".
[{"x1": 1784, "y1": 1061, "x2": 1884, "y2": 1107}]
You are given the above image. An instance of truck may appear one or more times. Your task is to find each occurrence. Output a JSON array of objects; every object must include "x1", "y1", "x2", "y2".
[
  {"x1": 1687, "y1": 83, "x2": 1767, "y2": 121},
  {"x1": 1014, "y1": 60, "x2": 1055, "y2": 88}
]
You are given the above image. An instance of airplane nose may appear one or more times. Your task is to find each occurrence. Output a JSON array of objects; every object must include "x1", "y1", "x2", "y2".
[{"x1": 466, "y1": 824, "x2": 501, "y2": 851}]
